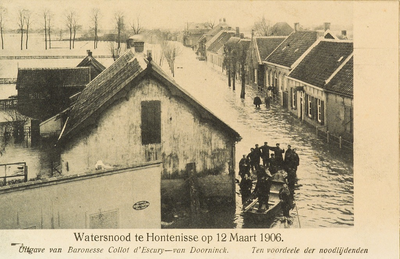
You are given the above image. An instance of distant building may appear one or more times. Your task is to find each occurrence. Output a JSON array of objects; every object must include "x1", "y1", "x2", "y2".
[
  {"x1": 270, "y1": 22, "x2": 294, "y2": 36},
  {"x1": 206, "y1": 30, "x2": 236, "y2": 70},
  {"x1": 287, "y1": 40, "x2": 353, "y2": 139},
  {"x1": 76, "y1": 50, "x2": 106, "y2": 80},
  {"x1": 196, "y1": 19, "x2": 231, "y2": 59},
  {"x1": 183, "y1": 22, "x2": 210, "y2": 48},
  {"x1": 16, "y1": 67, "x2": 91, "y2": 122},
  {"x1": 247, "y1": 35, "x2": 286, "y2": 89},
  {"x1": 264, "y1": 24, "x2": 319, "y2": 106}
]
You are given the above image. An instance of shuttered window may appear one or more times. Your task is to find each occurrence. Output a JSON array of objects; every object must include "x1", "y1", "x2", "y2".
[{"x1": 141, "y1": 101, "x2": 161, "y2": 145}]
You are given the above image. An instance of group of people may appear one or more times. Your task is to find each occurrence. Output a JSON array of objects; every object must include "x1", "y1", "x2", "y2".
[{"x1": 239, "y1": 142, "x2": 300, "y2": 216}]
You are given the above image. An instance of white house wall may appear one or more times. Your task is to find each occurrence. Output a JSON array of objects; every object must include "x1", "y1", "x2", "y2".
[{"x1": 61, "y1": 78, "x2": 233, "y2": 177}]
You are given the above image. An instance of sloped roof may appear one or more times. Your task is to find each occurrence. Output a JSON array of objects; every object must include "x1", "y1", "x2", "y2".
[
  {"x1": 76, "y1": 53, "x2": 106, "y2": 78},
  {"x1": 16, "y1": 67, "x2": 90, "y2": 90},
  {"x1": 205, "y1": 22, "x2": 231, "y2": 37},
  {"x1": 325, "y1": 56, "x2": 353, "y2": 97},
  {"x1": 239, "y1": 38, "x2": 251, "y2": 51},
  {"x1": 59, "y1": 50, "x2": 241, "y2": 143},
  {"x1": 288, "y1": 40, "x2": 353, "y2": 89},
  {"x1": 265, "y1": 31, "x2": 318, "y2": 68},
  {"x1": 270, "y1": 22, "x2": 293, "y2": 36},
  {"x1": 207, "y1": 31, "x2": 235, "y2": 53},
  {"x1": 255, "y1": 36, "x2": 286, "y2": 62}
]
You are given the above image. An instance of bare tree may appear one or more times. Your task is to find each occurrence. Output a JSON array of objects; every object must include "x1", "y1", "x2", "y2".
[
  {"x1": 205, "y1": 20, "x2": 215, "y2": 29},
  {"x1": 47, "y1": 12, "x2": 52, "y2": 49},
  {"x1": 17, "y1": 9, "x2": 25, "y2": 50},
  {"x1": 91, "y1": 8, "x2": 100, "y2": 49},
  {"x1": 24, "y1": 10, "x2": 32, "y2": 49},
  {"x1": 161, "y1": 40, "x2": 182, "y2": 77},
  {"x1": 66, "y1": 10, "x2": 75, "y2": 49},
  {"x1": 114, "y1": 11, "x2": 125, "y2": 49},
  {"x1": 130, "y1": 17, "x2": 143, "y2": 35},
  {"x1": 72, "y1": 15, "x2": 79, "y2": 49},
  {"x1": 253, "y1": 16, "x2": 272, "y2": 36},
  {"x1": 43, "y1": 9, "x2": 48, "y2": 49},
  {"x1": 0, "y1": 7, "x2": 6, "y2": 50},
  {"x1": 109, "y1": 41, "x2": 120, "y2": 61}
]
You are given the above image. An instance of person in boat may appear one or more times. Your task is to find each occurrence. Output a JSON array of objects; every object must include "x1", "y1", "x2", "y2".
[
  {"x1": 253, "y1": 96, "x2": 262, "y2": 108},
  {"x1": 254, "y1": 171, "x2": 272, "y2": 212},
  {"x1": 269, "y1": 153, "x2": 279, "y2": 174},
  {"x1": 239, "y1": 174, "x2": 253, "y2": 204},
  {"x1": 260, "y1": 142, "x2": 270, "y2": 168},
  {"x1": 238, "y1": 154, "x2": 250, "y2": 178},
  {"x1": 279, "y1": 183, "x2": 293, "y2": 217},
  {"x1": 270, "y1": 143, "x2": 285, "y2": 168}
]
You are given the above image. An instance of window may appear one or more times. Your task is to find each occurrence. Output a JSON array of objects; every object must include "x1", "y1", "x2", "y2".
[
  {"x1": 141, "y1": 101, "x2": 161, "y2": 145},
  {"x1": 291, "y1": 89, "x2": 297, "y2": 109},
  {"x1": 317, "y1": 99, "x2": 323, "y2": 123},
  {"x1": 307, "y1": 95, "x2": 312, "y2": 118}
]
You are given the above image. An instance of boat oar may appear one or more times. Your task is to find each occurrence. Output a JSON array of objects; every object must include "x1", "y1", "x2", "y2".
[{"x1": 243, "y1": 198, "x2": 258, "y2": 213}]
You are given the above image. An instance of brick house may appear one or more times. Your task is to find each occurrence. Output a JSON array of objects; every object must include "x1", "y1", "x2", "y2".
[{"x1": 286, "y1": 40, "x2": 353, "y2": 133}]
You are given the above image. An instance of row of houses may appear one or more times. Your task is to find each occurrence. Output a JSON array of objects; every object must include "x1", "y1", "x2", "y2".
[{"x1": 188, "y1": 20, "x2": 353, "y2": 144}]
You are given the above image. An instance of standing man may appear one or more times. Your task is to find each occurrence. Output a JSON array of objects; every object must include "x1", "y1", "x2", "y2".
[
  {"x1": 253, "y1": 144, "x2": 262, "y2": 169},
  {"x1": 247, "y1": 148, "x2": 256, "y2": 173},
  {"x1": 240, "y1": 174, "x2": 253, "y2": 204},
  {"x1": 271, "y1": 143, "x2": 285, "y2": 168},
  {"x1": 260, "y1": 142, "x2": 270, "y2": 168},
  {"x1": 284, "y1": 144, "x2": 293, "y2": 170},
  {"x1": 254, "y1": 172, "x2": 272, "y2": 212},
  {"x1": 238, "y1": 154, "x2": 250, "y2": 178}
]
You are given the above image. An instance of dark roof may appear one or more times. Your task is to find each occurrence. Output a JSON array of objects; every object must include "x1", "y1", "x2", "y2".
[
  {"x1": 265, "y1": 31, "x2": 319, "y2": 68},
  {"x1": 325, "y1": 56, "x2": 353, "y2": 97},
  {"x1": 59, "y1": 50, "x2": 240, "y2": 143},
  {"x1": 224, "y1": 36, "x2": 241, "y2": 49},
  {"x1": 288, "y1": 40, "x2": 353, "y2": 88},
  {"x1": 16, "y1": 67, "x2": 90, "y2": 90},
  {"x1": 270, "y1": 22, "x2": 293, "y2": 36},
  {"x1": 207, "y1": 31, "x2": 235, "y2": 53},
  {"x1": 205, "y1": 22, "x2": 231, "y2": 37},
  {"x1": 239, "y1": 38, "x2": 251, "y2": 51},
  {"x1": 255, "y1": 37, "x2": 286, "y2": 62},
  {"x1": 76, "y1": 53, "x2": 106, "y2": 79}
]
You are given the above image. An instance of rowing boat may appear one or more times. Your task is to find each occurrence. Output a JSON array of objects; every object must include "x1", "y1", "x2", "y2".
[{"x1": 243, "y1": 170, "x2": 287, "y2": 223}]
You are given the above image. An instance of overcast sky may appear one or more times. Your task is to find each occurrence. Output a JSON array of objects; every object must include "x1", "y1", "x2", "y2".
[{"x1": 1, "y1": 0, "x2": 353, "y2": 31}]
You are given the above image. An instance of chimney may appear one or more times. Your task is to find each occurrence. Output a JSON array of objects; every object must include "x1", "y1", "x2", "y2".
[
  {"x1": 223, "y1": 18, "x2": 226, "y2": 23},
  {"x1": 236, "y1": 27, "x2": 240, "y2": 37},
  {"x1": 240, "y1": 33, "x2": 244, "y2": 39},
  {"x1": 147, "y1": 50, "x2": 152, "y2": 61},
  {"x1": 324, "y1": 22, "x2": 331, "y2": 31},
  {"x1": 294, "y1": 23, "x2": 299, "y2": 32},
  {"x1": 133, "y1": 41, "x2": 144, "y2": 53},
  {"x1": 341, "y1": 30, "x2": 347, "y2": 37},
  {"x1": 87, "y1": 50, "x2": 92, "y2": 56},
  {"x1": 219, "y1": 18, "x2": 222, "y2": 23}
]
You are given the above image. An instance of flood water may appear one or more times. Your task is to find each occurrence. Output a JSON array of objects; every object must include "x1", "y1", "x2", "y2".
[{"x1": 172, "y1": 46, "x2": 353, "y2": 228}]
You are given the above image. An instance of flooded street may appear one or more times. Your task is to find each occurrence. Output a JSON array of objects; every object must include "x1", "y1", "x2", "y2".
[{"x1": 174, "y1": 46, "x2": 353, "y2": 228}]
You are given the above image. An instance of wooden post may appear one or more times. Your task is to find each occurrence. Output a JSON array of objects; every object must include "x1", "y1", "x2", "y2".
[
  {"x1": 24, "y1": 164, "x2": 28, "y2": 182},
  {"x1": 187, "y1": 163, "x2": 200, "y2": 222},
  {"x1": 4, "y1": 164, "x2": 6, "y2": 185},
  {"x1": 327, "y1": 131, "x2": 330, "y2": 143},
  {"x1": 339, "y1": 136, "x2": 342, "y2": 149}
]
